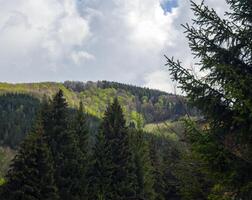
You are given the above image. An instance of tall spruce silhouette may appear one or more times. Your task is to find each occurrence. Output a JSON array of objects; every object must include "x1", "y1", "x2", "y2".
[
  {"x1": 88, "y1": 131, "x2": 113, "y2": 200},
  {"x1": 166, "y1": 0, "x2": 252, "y2": 198},
  {"x1": 2, "y1": 119, "x2": 59, "y2": 200},
  {"x1": 43, "y1": 90, "x2": 84, "y2": 200},
  {"x1": 73, "y1": 101, "x2": 89, "y2": 198},
  {"x1": 101, "y1": 98, "x2": 137, "y2": 200},
  {"x1": 130, "y1": 129, "x2": 156, "y2": 200}
]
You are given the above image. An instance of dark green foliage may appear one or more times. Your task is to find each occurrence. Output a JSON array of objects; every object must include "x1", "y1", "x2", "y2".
[
  {"x1": 101, "y1": 98, "x2": 137, "y2": 199},
  {"x1": 64, "y1": 80, "x2": 196, "y2": 123},
  {"x1": 74, "y1": 101, "x2": 89, "y2": 155},
  {"x1": 150, "y1": 136, "x2": 180, "y2": 200},
  {"x1": 72, "y1": 101, "x2": 89, "y2": 197},
  {"x1": 0, "y1": 89, "x2": 204, "y2": 200},
  {"x1": 2, "y1": 120, "x2": 59, "y2": 200},
  {"x1": 0, "y1": 81, "x2": 200, "y2": 150},
  {"x1": 0, "y1": 94, "x2": 40, "y2": 148},
  {"x1": 88, "y1": 131, "x2": 113, "y2": 200},
  {"x1": 166, "y1": 0, "x2": 252, "y2": 199},
  {"x1": 97, "y1": 81, "x2": 168, "y2": 103},
  {"x1": 150, "y1": 149, "x2": 165, "y2": 200},
  {"x1": 130, "y1": 129, "x2": 156, "y2": 200},
  {"x1": 43, "y1": 90, "x2": 84, "y2": 200},
  {"x1": 0, "y1": 88, "x2": 203, "y2": 200},
  {"x1": 97, "y1": 81, "x2": 194, "y2": 122}
]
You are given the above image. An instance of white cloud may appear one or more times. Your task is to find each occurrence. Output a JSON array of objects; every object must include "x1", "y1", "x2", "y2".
[
  {"x1": 71, "y1": 51, "x2": 95, "y2": 64},
  {"x1": 143, "y1": 0, "x2": 229, "y2": 92},
  {"x1": 144, "y1": 70, "x2": 176, "y2": 92},
  {"x1": 0, "y1": 0, "x2": 229, "y2": 91},
  {"x1": 0, "y1": 0, "x2": 91, "y2": 81},
  {"x1": 120, "y1": 0, "x2": 178, "y2": 50}
]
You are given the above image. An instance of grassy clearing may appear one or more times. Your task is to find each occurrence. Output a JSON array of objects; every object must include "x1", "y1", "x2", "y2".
[{"x1": 144, "y1": 120, "x2": 184, "y2": 141}]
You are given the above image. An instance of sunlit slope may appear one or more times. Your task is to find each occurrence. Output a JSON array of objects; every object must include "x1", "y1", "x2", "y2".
[
  {"x1": 0, "y1": 82, "x2": 79, "y2": 107},
  {"x1": 0, "y1": 81, "x2": 190, "y2": 122},
  {"x1": 0, "y1": 82, "x2": 137, "y2": 119}
]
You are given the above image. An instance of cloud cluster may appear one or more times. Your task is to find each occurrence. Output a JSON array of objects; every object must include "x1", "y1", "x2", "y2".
[
  {"x1": 0, "y1": 0, "x2": 91, "y2": 81},
  {"x1": 0, "y1": 0, "x2": 229, "y2": 92}
]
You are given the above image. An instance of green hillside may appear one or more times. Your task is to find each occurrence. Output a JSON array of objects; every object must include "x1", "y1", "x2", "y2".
[
  {"x1": 0, "y1": 81, "x2": 194, "y2": 149},
  {"x1": 0, "y1": 81, "x2": 192, "y2": 121},
  {"x1": 0, "y1": 82, "x2": 190, "y2": 197},
  {"x1": 0, "y1": 82, "x2": 79, "y2": 107}
]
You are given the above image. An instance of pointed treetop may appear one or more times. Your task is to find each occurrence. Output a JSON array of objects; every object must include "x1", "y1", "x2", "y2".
[{"x1": 53, "y1": 89, "x2": 67, "y2": 106}]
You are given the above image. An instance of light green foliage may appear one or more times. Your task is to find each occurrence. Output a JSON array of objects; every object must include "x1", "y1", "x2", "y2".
[
  {"x1": 0, "y1": 81, "x2": 192, "y2": 124},
  {"x1": 130, "y1": 111, "x2": 145, "y2": 130},
  {"x1": 0, "y1": 178, "x2": 5, "y2": 186},
  {"x1": 0, "y1": 82, "x2": 79, "y2": 107},
  {"x1": 0, "y1": 147, "x2": 15, "y2": 179},
  {"x1": 144, "y1": 121, "x2": 180, "y2": 141},
  {"x1": 0, "y1": 82, "x2": 141, "y2": 121},
  {"x1": 79, "y1": 87, "x2": 136, "y2": 120}
]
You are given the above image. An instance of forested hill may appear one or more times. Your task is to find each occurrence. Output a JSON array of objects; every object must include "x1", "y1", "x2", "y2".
[
  {"x1": 0, "y1": 81, "x2": 195, "y2": 148},
  {"x1": 0, "y1": 81, "x2": 193, "y2": 122}
]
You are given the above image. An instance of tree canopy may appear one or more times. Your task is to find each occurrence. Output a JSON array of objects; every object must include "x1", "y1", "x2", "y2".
[{"x1": 166, "y1": 0, "x2": 252, "y2": 199}]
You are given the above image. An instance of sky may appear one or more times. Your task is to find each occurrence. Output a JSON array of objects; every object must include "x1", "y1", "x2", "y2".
[{"x1": 0, "y1": 0, "x2": 228, "y2": 92}]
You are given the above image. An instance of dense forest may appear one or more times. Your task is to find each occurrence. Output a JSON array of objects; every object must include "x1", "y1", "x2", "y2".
[
  {"x1": 64, "y1": 80, "x2": 195, "y2": 122},
  {"x1": 0, "y1": 94, "x2": 40, "y2": 148},
  {"x1": 0, "y1": 90, "x2": 194, "y2": 200},
  {"x1": 1, "y1": 0, "x2": 252, "y2": 199},
  {"x1": 0, "y1": 81, "x2": 194, "y2": 149}
]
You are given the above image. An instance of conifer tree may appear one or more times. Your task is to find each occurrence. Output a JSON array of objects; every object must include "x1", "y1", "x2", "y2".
[
  {"x1": 74, "y1": 101, "x2": 89, "y2": 155},
  {"x1": 166, "y1": 0, "x2": 252, "y2": 198},
  {"x1": 130, "y1": 129, "x2": 156, "y2": 200},
  {"x1": 149, "y1": 138, "x2": 165, "y2": 200},
  {"x1": 2, "y1": 119, "x2": 59, "y2": 200},
  {"x1": 43, "y1": 90, "x2": 84, "y2": 200},
  {"x1": 88, "y1": 131, "x2": 113, "y2": 200},
  {"x1": 101, "y1": 98, "x2": 137, "y2": 200},
  {"x1": 72, "y1": 101, "x2": 89, "y2": 198}
]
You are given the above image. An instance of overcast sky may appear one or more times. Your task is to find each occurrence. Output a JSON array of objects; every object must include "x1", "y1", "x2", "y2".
[{"x1": 0, "y1": 0, "x2": 228, "y2": 92}]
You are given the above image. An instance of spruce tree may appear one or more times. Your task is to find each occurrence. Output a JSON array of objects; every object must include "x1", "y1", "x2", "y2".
[
  {"x1": 166, "y1": 0, "x2": 252, "y2": 198},
  {"x1": 149, "y1": 138, "x2": 165, "y2": 200},
  {"x1": 72, "y1": 101, "x2": 89, "y2": 198},
  {"x1": 2, "y1": 119, "x2": 59, "y2": 200},
  {"x1": 74, "y1": 101, "x2": 89, "y2": 155},
  {"x1": 101, "y1": 98, "x2": 137, "y2": 200},
  {"x1": 88, "y1": 131, "x2": 113, "y2": 200},
  {"x1": 130, "y1": 129, "x2": 156, "y2": 200},
  {"x1": 43, "y1": 90, "x2": 84, "y2": 200}
]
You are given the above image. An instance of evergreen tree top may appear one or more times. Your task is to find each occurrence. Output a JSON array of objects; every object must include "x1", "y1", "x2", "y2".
[
  {"x1": 102, "y1": 98, "x2": 126, "y2": 138},
  {"x1": 166, "y1": 0, "x2": 252, "y2": 131},
  {"x1": 53, "y1": 89, "x2": 68, "y2": 108}
]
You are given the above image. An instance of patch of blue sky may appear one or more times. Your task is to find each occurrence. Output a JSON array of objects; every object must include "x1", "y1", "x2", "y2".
[{"x1": 160, "y1": 0, "x2": 178, "y2": 14}]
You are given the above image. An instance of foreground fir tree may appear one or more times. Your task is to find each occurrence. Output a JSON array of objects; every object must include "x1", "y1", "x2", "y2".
[
  {"x1": 43, "y1": 90, "x2": 84, "y2": 200},
  {"x1": 2, "y1": 120, "x2": 59, "y2": 200},
  {"x1": 166, "y1": 0, "x2": 252, "y2": 199},
  {"x1": 101, "y1": 98, "x2": 137, "y2": 200}
]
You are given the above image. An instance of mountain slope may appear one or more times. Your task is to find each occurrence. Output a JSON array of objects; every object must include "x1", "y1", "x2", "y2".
[
  {"x1": 0, "y1": 81, "x2": 190, "y2": 121},
  {"x1": 0, "y1": 81, "x2": 193, "y2": 148}
]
